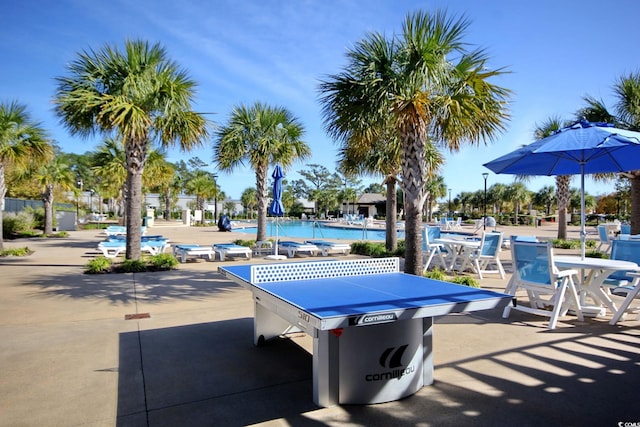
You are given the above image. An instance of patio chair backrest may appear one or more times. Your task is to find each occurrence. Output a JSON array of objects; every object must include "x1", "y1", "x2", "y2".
[
  {"x1": 609, "y1": 239, "x2": 640, "y2": 282},
  {"x1": 479, "y1": 232, "x2": 502, "y2": 257},
  {"x1": 510, "y1": 235, "x2": 537, "y2": 243},
  {"x1": 511, "y1": 241, "x2": 554, "y2": 286},
  {"x1": 621, "y1": 224, "x2": 631, "y2": 235},
  {"x1": 422, "y1": 226, "x2": 441, "y2": 249},
  {"x1": 597, "y1": 225, "x2": 610, "y2": 243}
]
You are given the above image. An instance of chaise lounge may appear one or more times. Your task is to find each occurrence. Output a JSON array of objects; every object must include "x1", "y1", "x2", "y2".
[
  {"x1": 173, "y1": 244, "x2": 215, "y2": 263},
  {"x1": 277, "y1": 241, "x2": 319, "y2": 257},
  {"x1": 97, "y1": 238, "x2": 169, "y2": 258},
  {"x1": 304, "y1": 240, "x2": 351, "y2": 256},
  {"x1": 212, "y1": 244, "x2": 252, "y2": 261}
]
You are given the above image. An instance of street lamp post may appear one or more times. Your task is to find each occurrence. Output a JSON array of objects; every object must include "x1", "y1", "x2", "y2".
[
  {"x1": 448, "y1": 188, "x2": 452, "y2": 218},
  {"x1": 482, "y1": 173, "x2": 488, "y2": 231},
  {"x1": 76, "y1": 179, "x2": 83, "y2": 226},
  {"x1": 212, "y1": 174, "x2": 219, "y2": 222}
]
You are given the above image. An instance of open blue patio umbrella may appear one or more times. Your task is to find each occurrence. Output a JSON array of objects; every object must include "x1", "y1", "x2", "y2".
[
  {"x1": 266, "y1": 165, "x2": 287, "y2": 260},
  {"x1": 483, "y1": 120, "x2": 640, "y2": 258}
]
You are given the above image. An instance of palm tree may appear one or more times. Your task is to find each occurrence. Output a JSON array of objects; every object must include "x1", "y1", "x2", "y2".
[
  {"x1": 424, "y1": 175, "x2": 446, "y2": 222},
  {"x1": 92, "y1": 138, "x2": 127, "y2": 217},
  {"x1": 533, "y1": 116, "x2": 572, "y2": 239},
  {"x1": 215, "y1": 102, "x2": 310, "y2": 242},
  {"x1": 54, "y1": 39, "x2": 208, "y2": 260},
  {"x1": 33, "y1": 157, "x2": 76, "y2": 235},
  {"x1": 184, "y1": 171, "x2": 217, "y2": 224},
  {"x1": 319, "y1": 10, "x2": 510, "y2": 274},
  {"x1": 241, "y1": 187, "x2": 258, "y2": 219},
  {"x1": 0, "y1": 101, "x2": 52, "y2": 250},
  {"x1": 505, "y1": 182, "x2": 530, "y2": 225},
  {"x1": 338, "y1": 131, "x2": 404, "y2": 251},
  {"x1": 578, "y1": 71, "x2": 640, "y2": 234}
]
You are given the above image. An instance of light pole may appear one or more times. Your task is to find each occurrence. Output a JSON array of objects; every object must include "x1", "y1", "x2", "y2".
[
  {"x1": 482, "y1": 173, "x2": 488, "y2": 231},
  {"x1": 448, "y1": 188, "x2": 452, "y2": 218},
  {"x1": 76, "y1": 179, "x2": 83, "y2": 226},
  {"x1": 89, "y1": 189, "x2": 95, "y2": 215},
  {"x1": 212, "y1": 173, "x2": 218, "y2": 222}
]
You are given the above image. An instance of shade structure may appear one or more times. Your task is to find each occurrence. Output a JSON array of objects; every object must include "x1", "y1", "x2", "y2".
[
  {"x1": 483, "y1": 120, "x2": 640, "y2": 258},
  {"x1": 266, "y1": 165, "x2": 287, "y2": 260}
]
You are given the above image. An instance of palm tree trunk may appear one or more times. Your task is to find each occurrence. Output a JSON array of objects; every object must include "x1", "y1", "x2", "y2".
[
  {"x1": 556, "y1": 175, "x2": 570, "y2": 240},
  {"x1": 0, "y1": 163, "x2": 5, "y2": 251},
  {"x1": 125, "y1": 169, "x2": 143, "y2": 260},
  {"x1": 384, "y1": 176, "x2": 397, "y2": 252},
  {"x1": 400, "y1": 127, "x2": 428, "y2": 276},
  {"x1": 43, "y1": 184, "x2": 54, "y2": 235},
  {"x1": 256, "y1": 163, "x2": 269, "y2": 242},
  {"x1": 164, "y1": 187, "x2": 171, "y2": 221},
  {"x1": 631, "y1": 172, "x2": 640, "y2": 234}
]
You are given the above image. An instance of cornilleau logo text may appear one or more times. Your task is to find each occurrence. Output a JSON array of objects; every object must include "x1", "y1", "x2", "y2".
[
  {"x1": 365, "y1": 345, "x2": 415, "y2": 382},
  {"x1": 350, "y1": 312, "x2": 397, "y2": 326}
]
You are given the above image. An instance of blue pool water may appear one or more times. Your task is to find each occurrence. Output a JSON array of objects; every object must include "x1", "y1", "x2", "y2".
[{"x1": 234, "y1": 220, "x2": 405, "y2": 241}]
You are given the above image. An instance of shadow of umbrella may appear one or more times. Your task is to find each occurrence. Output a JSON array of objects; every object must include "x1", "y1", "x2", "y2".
[
  {"x1": 483, "y1": 119, "x2": 640, "y2": 258},
  {"x1": 266, "y1": 165, "x2": 287, "y2": 260}
]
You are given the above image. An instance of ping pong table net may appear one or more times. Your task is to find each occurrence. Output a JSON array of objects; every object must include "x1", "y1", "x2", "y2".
[{"x1": 250, "y1": 257, "x2": 400, "y2": 284}]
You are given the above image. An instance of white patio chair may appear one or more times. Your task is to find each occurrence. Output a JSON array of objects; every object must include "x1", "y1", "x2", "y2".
[
  {"x1": 597, "y1": 224, "x2": 612, "y2": 253},
  {"x1": 605, "y1": 239, "x2": 640, "y2": 324},
  {"x1": 503, "y1": 241, "x2": 583, "y2": 330},
  {"x1": 422, "y1": 226, "x2": 448, "y2": 272},
  {"x1": 460, "y1": 231, "x2": 505, "y2": 280},
  {"x1": 454, "y1": 217, "x2": 463, "y2": 230}
]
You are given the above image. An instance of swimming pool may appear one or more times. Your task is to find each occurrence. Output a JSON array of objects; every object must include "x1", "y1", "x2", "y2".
[{"x1": 234, "y1": 220, "x2": 405, "y2": 241}]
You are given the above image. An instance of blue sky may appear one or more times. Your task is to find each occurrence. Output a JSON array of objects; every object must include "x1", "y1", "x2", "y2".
[{"x1": 2, "y1": 0, "x2": 639, "y2": 201}]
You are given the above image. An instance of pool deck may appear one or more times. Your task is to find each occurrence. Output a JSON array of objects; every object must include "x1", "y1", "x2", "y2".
[{"x1": 1, "y1": 221, "x2": 638, "y2": 426}]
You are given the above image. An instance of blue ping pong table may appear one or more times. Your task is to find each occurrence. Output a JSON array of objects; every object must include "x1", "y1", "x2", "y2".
[{"x1": 219, "y1": 257, "x2": 510, "y2": 407}]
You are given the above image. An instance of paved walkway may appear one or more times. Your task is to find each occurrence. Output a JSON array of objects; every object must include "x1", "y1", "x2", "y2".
[{"x1": 0, "y1": 222, "x2": 638, "y2": 426}]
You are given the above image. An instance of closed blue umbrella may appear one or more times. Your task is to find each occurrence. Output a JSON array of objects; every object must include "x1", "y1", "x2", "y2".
[
  {"x1": 484, "y1": 120, "x2": 640, "y2": 258},
  {"x1": 269, "y1": 165, "x2": 285, "y2": 217},
  {"x1": 267, "y1": 165, "x2": 287, "y2": 260}
]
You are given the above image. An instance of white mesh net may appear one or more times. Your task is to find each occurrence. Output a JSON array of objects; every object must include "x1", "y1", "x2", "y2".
[{"x1": 250, "y1": 258, "x2": 400, "y2": 284}]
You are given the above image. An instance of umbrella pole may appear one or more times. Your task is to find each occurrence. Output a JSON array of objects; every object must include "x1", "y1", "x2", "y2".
[{"x1": 580, "y1": 163, "x2": 586, "y2": 259}]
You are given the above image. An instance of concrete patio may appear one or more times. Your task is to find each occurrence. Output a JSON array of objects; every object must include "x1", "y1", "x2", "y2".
[{"x1": 0, "y1": 223, "x2": 638, "y2": 426}]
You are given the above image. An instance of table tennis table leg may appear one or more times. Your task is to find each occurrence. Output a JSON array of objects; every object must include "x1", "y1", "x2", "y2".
[
  {"x1": 423, "y1": 317, "x2": 434, "y2": 386},
  {"x1": 313, "y1": 329, "x2": 339, "y2": 407}
]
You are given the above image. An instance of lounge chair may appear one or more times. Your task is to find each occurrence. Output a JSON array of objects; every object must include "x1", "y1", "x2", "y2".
[
  {"x1": 173, "y1": 244, "x2": 215, "y2": 263},
  {"x1": 304, "y1": 240, "x2": 351, "y2": 256},
  {"x1": 97, "y1": 240, "x2": 127, "y2": 258},
  {"x1": 97, "y1": 238, "x2": 169, "y2": 258},
  {"x1": 212, "y1": 244, "x2": 252, "y2": 261},
  {"x1": 253, "y1": 240, "x2": 274, "y2": 255},
  {"x1": 277, "y1": 241, "x2": 319, "y2": 257},
  {"x1": 103, "y1": 225, "x2": 147, "y2": 236}
]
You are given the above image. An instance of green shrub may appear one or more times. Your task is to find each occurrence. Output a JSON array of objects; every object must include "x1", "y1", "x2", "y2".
[
  {"x1": 551, "y1": 239, "x2": 580, "y2": 249},
  {"x1": 3, "y1": 211, "x2": 35, "y2": 237},
  {"x1": 423, "y1": 268, "x2": 447, "y2": 281},
  {"x1": 0, "y1": 247, "x2": 33, "y2": 257},
  {"x1": 233, "y1": 239, "x2": 256, "y2": 247},
  {"x1": 350, "y1": 241, "x2": 403, "y2": 257},
  {"x1": 585, "y1": 250, "x2": 608, "y2": 259},
  {"x1": 150, "y1": 253, "x2": 179, "y2": 270},
  {"x1": 85, "y1": 256, "x2": 112, "y2": 274},
  {"x1": 450, "y1": 275, "x2": 481, "y2": 288},
  {"x1": 48, "y1": 231, "x2": 68, "y2": 238},
  {"x1": 119, "y1": 259, "x2": 148, "y2": 273}
]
